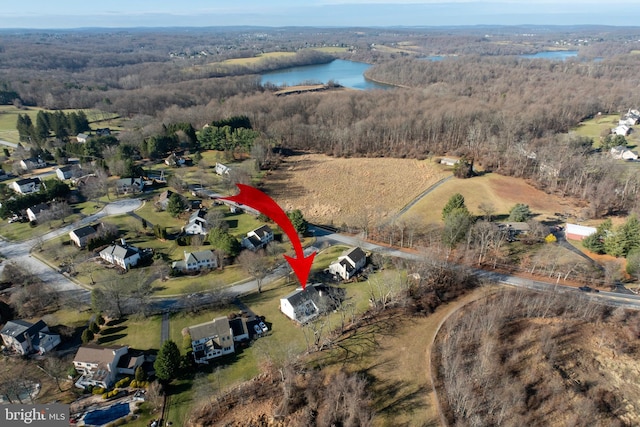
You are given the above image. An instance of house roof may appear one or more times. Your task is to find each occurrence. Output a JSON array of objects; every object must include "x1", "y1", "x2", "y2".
[
  {"x1": 28, "y1": 203, "x2": 49, "y2": 215},
  {"x1": 189, "y1": 209, "x2": 207, "y2": 222},
  {"x1": 186, "y1": 250, "x2": 215, "y2": 263},
  {"x1": 344, "y1": 247, "x2": 366, "y2": 265},
  {"x1": 1, "y1": 320, "x2": 48, "y2": 344},
  {"x1": 281, "y1": 283, "x2": 325, "y2": 309},
  {"x1": 14, "y1": 177, "x2": 41, "y2": 186},
  {"x1": 100, "y1": 244, "x2": 139, "y2": 260},
  {"x1": 252, "y1": 225, "x2": 273, "y2": 239},
  {"x1": 71, "y1": 224, "x2": 98, "y2": 239},
  {"x1": 565, "y1": 223, "x2": 597, "y2": 237},
  {"x1": 189, "y1": 317, "x2": 231, "y2": 342},
  {"x1": 229, "y1": 318, "x2": 248, "y2": 338},
  {"x1": 116, "y1": 350, "x2": 144, "y2": 370},
  {"x1": 74, "y1": 344, "x2": 127, "y2": 365},
  {"x1": 57, "y1": 165, "x2": 73, "y2": 172}
]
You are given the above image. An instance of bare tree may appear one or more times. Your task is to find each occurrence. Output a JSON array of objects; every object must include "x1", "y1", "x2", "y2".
[{"x1": 236, "y1": 249, "x2": 270, "y2": 293}]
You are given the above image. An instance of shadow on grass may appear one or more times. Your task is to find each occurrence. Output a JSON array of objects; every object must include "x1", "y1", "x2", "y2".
[
  {"x1": 101, "y1": 325, "x2": 127, "y2": 335},
  {"x1": 106, "y1": 318, "x2": 127, "y2": 327},
  {"x1": 97, "y1": 334, "x2": 127, "y2": 344}
]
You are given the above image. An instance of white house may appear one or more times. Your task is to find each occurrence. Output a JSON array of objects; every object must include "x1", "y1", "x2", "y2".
[
  {"x1": 26, "y1": 203, "x2": 50, "y2": 222},
  {"x1": 610, "y1": 145, "x2": 638, "y2": 161},
  {"x1": 229, "y1": 317, "x2": 249, "y2": 342},
  {"x1": 189, "y1": 317, "x2": 235, "y2": 364},
  {"x1": 565, "y1": 223, "x2": 597, "y2": 241},
  {"x1": 280, "y1": 284, "x2": 327, "y2": 323},
  {"x1": 328, "y1": 247, "x2": 367, "y2": 281},
  {"x1": 172, "y1": 250, "x2": 217, "y2": 272},
  {"x1": 55, "y1": 165, "x2": 74, "y2": 180},
  {"x1": 69, "y1": 224, "x2": 100, "y2": 248},
  {"x1": 183, "y1": 209, "x2": 208, "y2": 235},
  {"x1": 19, "y1": 157, "x2": 46, "y2": 171},
  {"x1": 76, "y1": 133, "x2": 91, "y2": 143},
  {"x1": 10, "y1": 177, "x2": 41, "y2": 194},
  {"x1": 99, "y1": 242, "x2": 141, "y2": 269},
  {"x1": 115, "y1": 177, "x2": 144, "y2": 194},
  {"x1": 612, "y1": 125, "x2": 631, "y2": 136},
  {"x1": 73, "y1": 344, "x2": 129, "y2": 389},
  {"x1": 0, "y1": 319, "x2": 61, "y2": 356},
  {"x1": 214, "y1": 162, "x2": 230, "y2": 175},
  {"x1": 241, "y1": 225, "x2": 274, "y2": 251}
]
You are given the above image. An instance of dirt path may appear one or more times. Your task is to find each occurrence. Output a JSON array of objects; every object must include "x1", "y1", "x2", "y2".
[{"x1": 422, "y1": 285, "x2": 500, "y2": 426}]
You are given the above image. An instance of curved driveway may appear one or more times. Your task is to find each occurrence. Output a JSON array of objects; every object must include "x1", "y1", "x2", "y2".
[{"x1": 0, "y1": 199, "x2": 142, "y2": 297}]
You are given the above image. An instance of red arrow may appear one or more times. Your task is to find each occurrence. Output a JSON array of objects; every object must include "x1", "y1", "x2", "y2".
[{"x1": 220, "y1": 184, "x2": 315, "y2": 290}]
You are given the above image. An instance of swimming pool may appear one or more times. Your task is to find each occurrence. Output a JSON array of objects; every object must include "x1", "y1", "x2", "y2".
[{"x1": 83, "y1": 401, "x2": 130, "y2": 426}]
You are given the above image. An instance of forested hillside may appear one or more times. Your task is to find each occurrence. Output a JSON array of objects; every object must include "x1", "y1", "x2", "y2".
[{"x1": 2, "y1": 27, "x2": 640, "y2": 218}]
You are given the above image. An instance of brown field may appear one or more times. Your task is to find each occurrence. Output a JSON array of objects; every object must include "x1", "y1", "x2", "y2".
[
  {"x1": 262, "y1": 153, "x2": 449, "y2": 226},
  {"x1": 402, "y1": 172, "x2": 585, "y2": 224}
]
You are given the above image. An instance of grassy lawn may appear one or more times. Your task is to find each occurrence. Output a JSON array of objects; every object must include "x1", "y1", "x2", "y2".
[
  {"x1": 41, "y1": 307, "x2": 92, "y2": 328},
  {"x1": 152, "y1": 264, "x2": 248, "y2": 296},
  {"x1": 401, "y1": 172, "x2": 581, "y2": 225},
  {"x1": 0, "y1": 106, "x2": 118, "y2": 144},
  {"x1": 96, "y1": 316, "x2": 162, "y2": 350},
  {"x1": 0, "y1": 215, "x2": 79, "y2": 241}
]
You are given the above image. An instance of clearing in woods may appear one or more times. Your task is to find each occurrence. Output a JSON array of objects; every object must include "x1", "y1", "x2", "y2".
[
  {"x1": 262, "y1": 153, "x2": 449, "y2": 226},
  {"x1": 400, "y1": 172, "x2": 584, "y2": 224}
]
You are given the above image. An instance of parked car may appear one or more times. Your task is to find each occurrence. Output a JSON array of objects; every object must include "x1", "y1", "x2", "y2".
[
  {"x1": 259, "y1": 321, "x2": 268, "y2": 333},
  {"x1": 253, "y1": 324, "x2": 262, "y2": 335},
  {"x1": 579, "y1": 286, "x2": 599, "y2": 293}
]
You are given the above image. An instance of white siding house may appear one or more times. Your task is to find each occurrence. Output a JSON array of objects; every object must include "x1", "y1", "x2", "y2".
[
  {"x1": 73, "y1": 345, "x2": 129, "y2": 389},
  {"x1": 189, "y1": 317, "x2": 235, "y2": 364},
  {"x1": 328, "y1": 247, "x2": 367, "y2": 280},
  {"x1": 99, "y1": 243, "x2": 141, "y2": 269},
  {"x1": 172, "y1": 250, "x2": 217, "y2": 272}
]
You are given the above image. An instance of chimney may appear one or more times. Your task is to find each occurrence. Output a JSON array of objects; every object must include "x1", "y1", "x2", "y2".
[{"x1": 121, "y1": 238, "x2": 126, "y2": 246}]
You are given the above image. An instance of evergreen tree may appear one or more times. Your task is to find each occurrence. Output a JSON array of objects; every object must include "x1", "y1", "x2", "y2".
[
  {"x1": 442, "y1": 193, "x2": 468, "y2": 220},
  {"x1": 508, "y1": 203, "x2": 532, "y2": 222},
  {"x1": 167, "y1": 193, "x2": 187, "y2": 217},
  {"x1": 442, "y1": 207, "x2": 473, "y2": 247},
  {"x1": 135, "y1": 366, "x2": 146, "y2": 382},
  {"x1": 604, "y1": 215, "x2": 640, "y2": 258},
  {"x1": 208, "y1": 227, "x2": 241, "y2": 257},
  {"x1": 154, "y1": 340, "x2": 181, "y2": 382},
  {"x1": 582, "y1": 219, "x2": 611, "y2": 254},
  {"x1": 81, "y1": 329, "x2": 94, "y2": 343},
  {"x1": 287, "y1": 209, "x2": 308, "y2": 235}
]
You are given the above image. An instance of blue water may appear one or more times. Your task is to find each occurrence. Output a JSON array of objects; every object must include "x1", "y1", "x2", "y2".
[
  {"x1": 260, "y1": 59, "x2": 389, "y2": 90},
  {"x1": 521, "y1": 50, "x2": 579, "y2": 60},
  {"x1": 418, "y1": 55, "x2": 447, "y2": 61},
  {"x1": 83, "y1": 402, "x2": 130, "y2": 426}
]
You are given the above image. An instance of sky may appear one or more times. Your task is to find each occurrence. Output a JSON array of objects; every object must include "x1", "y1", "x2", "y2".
[{"x1": 2, "y1": 1, "x2": 640, "y2": 29}]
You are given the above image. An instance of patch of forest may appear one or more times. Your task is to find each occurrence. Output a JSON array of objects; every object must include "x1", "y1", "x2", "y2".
[{"x1": 434, "y1": 290, "x2": 640, "y2": 427}]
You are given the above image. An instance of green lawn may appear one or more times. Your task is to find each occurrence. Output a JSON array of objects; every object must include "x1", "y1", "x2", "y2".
[
  {"x1": 97, "y1": 316, "x2": 162, "y2": 351},
  {"x1": 0, "y1": 106, "x2": 119, "y2": 144}
]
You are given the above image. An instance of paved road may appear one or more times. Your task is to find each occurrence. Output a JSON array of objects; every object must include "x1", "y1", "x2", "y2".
[
  {"x1": 2, "y1": 198, "x2": 639, "y2": 315},
  {"x1": 0, "y1": 198, "x2": 142, "y2": 300},
  {"x1": 0, "y1": 140, "x2": 18, "y2": 148}
]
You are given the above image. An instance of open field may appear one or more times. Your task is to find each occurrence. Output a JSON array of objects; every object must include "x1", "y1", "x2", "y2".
[
  {"x1": 262, "y1": 153, "x2": 449, "y2": 226},
  {"x1": 0, "y1": 106, "x2": 119, "y2": 144},
  {"x1": 401, "y1": 172, "x2": 585, "y2": 225}
]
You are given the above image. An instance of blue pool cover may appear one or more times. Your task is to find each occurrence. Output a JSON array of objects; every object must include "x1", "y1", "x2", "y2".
[{"x1": 83, "y1": 402, "x2": 130, "y2": 426}]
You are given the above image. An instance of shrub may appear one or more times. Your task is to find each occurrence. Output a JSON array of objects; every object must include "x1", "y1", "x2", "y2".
[
  {"x1": 92, "y1": 387, "x2": 105, "y2": 395},
  {"x1": 115, "y1": 377, "x2": 131, "y2": 388}
]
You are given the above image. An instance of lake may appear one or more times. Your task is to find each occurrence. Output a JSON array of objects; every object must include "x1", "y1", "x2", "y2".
[
  {"x1": 260, "y1": 59, "x2": 389, "y2": 90},
  {"x1": 521, "y1": 50, "x2": 579, "y2": 60}
]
